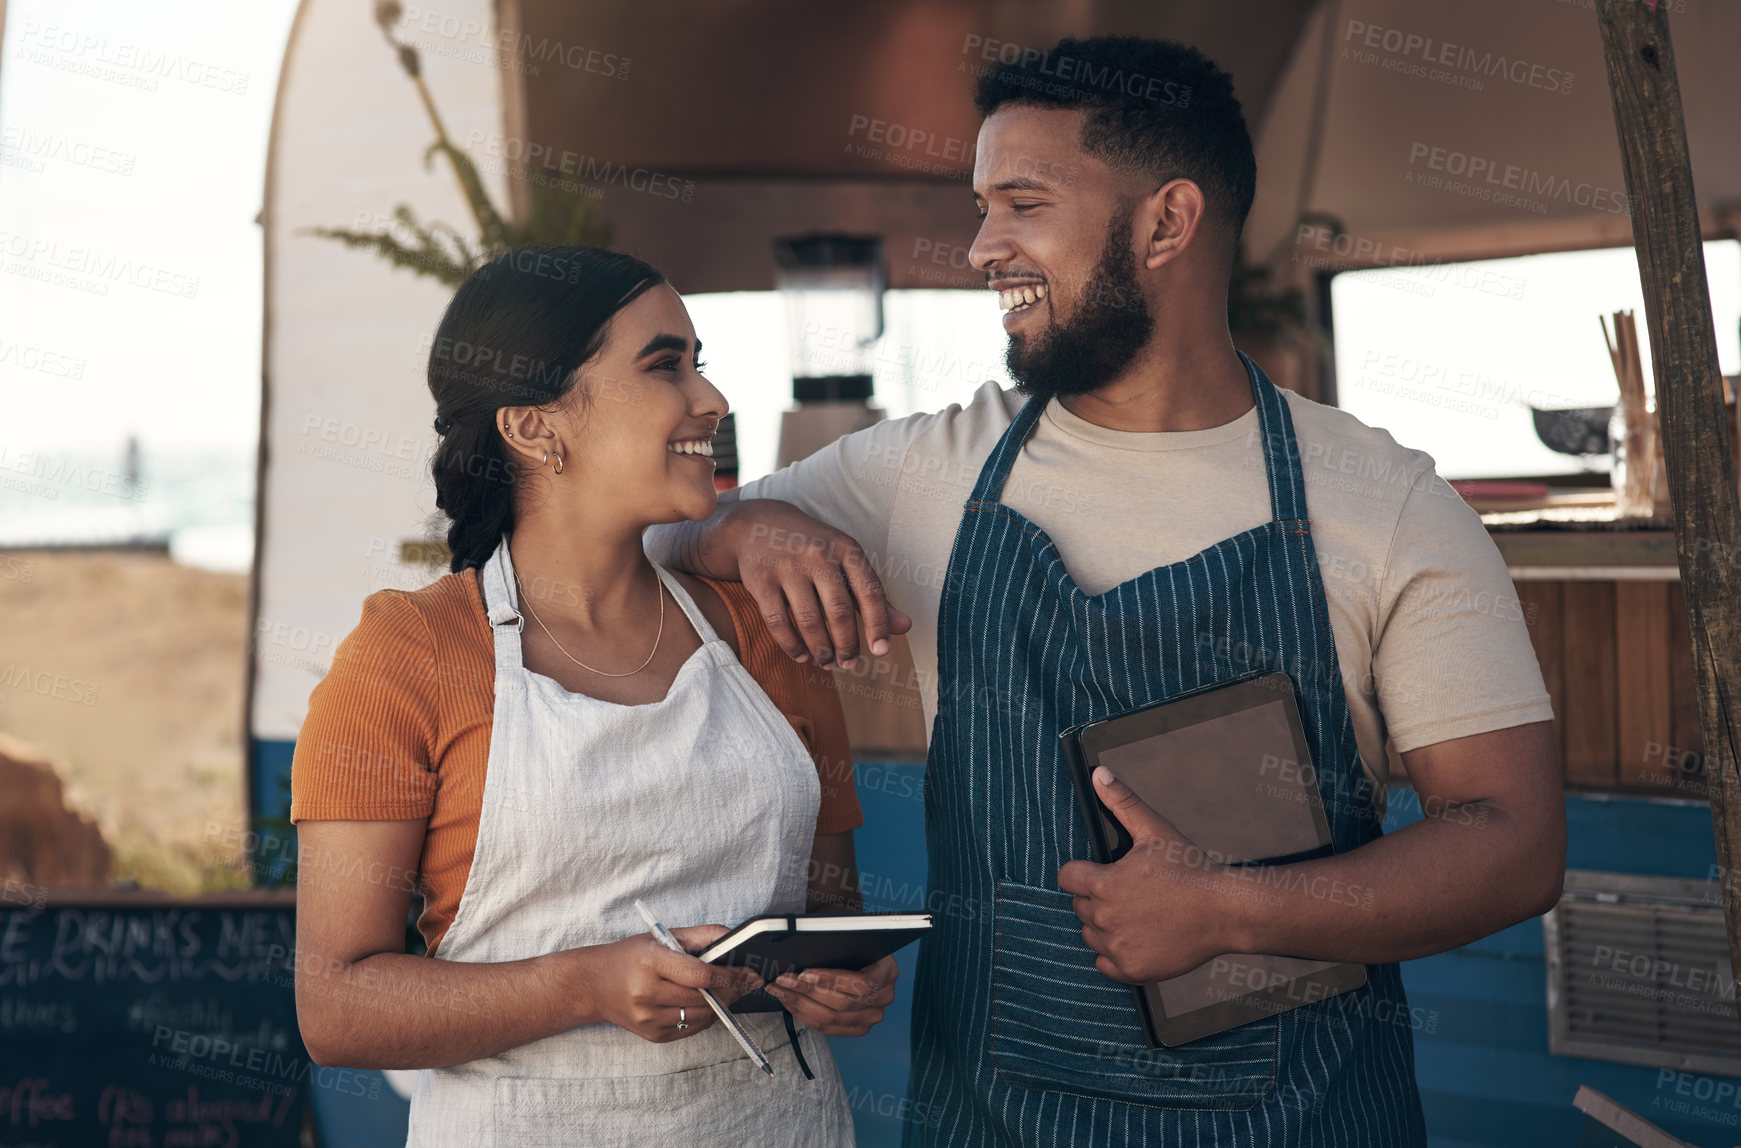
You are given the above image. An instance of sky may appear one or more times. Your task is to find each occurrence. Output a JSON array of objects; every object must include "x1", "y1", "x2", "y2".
[{"x1": 0, "y1": 0, "x2": 300, "y2": 456}]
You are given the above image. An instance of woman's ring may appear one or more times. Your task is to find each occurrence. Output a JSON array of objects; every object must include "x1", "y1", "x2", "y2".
[{"x1": 676, "y1": 1007, "x2": 688, "y2": 1031}]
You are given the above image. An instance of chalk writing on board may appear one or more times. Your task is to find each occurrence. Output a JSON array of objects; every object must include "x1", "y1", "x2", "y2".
[
  {"x1": 98, "y1": 1083, "x2": 152, "y2": 1144},
  {"x1": 0, "y1": 909, "x2": 294, "y2": 986},
  {"x1": 149, "y1": 1053, "x2": 379, "y2": 1102},
  {"x1": 1, "y1": 902, "x2": 309, "y2": 1148},
  {"x1": 0, "y1": 995, "x2": 77, "y2": 1033},
  {"x1": 0, "y1": 1076, "x2": 76, "y2": 1128},
  {"x1": 127, "y1": 992, "x2": 236, "y2": 1037}
]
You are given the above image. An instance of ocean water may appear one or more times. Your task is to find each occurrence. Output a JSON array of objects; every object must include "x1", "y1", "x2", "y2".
[{"x1": 0, "y1": 443, "x2": 255, "y2": 572}]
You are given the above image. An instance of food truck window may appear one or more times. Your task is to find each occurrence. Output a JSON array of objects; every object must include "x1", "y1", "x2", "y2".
[
  {"x1": 684, "y1": 289, "x2": 1012, "y2": 483},
  {"x1": 1328, "y1": 241, "x2": 1741, "y2": 479}
]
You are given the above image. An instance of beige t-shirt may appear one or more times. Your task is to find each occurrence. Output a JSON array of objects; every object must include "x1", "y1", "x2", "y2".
[{"x1": 736, "y1": 381, "x2": 1553, "y2": 795}]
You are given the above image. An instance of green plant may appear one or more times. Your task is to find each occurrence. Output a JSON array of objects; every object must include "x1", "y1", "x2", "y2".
[{"x1": 301, "y1": 1, "x2": 611, "y2": 287}]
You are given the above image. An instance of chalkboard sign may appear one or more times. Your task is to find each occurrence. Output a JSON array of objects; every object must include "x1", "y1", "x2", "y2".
[{"x1": 0, "y1": 890, "x2": 328, "y2": 1148}]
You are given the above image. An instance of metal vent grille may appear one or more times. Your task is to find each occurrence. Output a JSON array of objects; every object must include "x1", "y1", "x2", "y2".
[{"x1": 1544, "y1": 870, "x2": 1741, "y2": 1076}]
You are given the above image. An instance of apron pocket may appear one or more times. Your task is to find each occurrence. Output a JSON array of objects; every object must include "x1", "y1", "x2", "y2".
[
  {"x1": 492, "y1": 1056, "x2": 849, "y2": 1148},
  {"x1": 989, "y1": 880, "x2": 1278, "y2": 1110}
]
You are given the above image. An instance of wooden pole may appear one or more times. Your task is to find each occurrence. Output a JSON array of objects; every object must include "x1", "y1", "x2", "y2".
[{"x1": 1596, "y1": 0, "x2": 1741, "y2": 991}]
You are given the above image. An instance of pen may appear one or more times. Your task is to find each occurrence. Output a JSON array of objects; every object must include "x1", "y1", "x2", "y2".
[{"x1": 633, "y1": 899, "x2": 775, "y2": 1078}]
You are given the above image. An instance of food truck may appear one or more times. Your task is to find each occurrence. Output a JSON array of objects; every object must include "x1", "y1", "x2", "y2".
[{"x1": 248, "y1": 1, "x2": 1741, "y2": 1143}]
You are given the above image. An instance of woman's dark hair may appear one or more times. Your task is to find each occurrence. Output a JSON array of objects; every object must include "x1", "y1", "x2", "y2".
[{"x1": 427, "y1": 245, "x2": 665, "y2": 572}]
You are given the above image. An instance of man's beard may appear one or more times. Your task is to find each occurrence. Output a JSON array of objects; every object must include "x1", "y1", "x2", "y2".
[{"x1": 1005, "y1": 201, "x2": 1154, "y2": 401}]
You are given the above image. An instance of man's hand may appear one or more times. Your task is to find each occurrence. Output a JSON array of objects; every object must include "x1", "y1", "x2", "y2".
[
  {"x1": 712, "y1": 499, "x2": 912, "y2": 669},
  {"x1": 1060, "y1": 722, "x2": 1564, "y2": 977},
  {"x1": 764, "y1": 955, "x2": 898, "y2": 1037},
  {"x1": 1057, "y1": 767, "x2": 1233, "y2": 984}
]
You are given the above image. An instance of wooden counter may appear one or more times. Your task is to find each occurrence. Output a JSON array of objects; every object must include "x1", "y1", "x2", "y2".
[
  {"x1": 1495, "y1": 518, "x2": 1705, "y2": 798},
  {"x1": 833, "y1": 514, "x2": 1711, "y2": 800}
]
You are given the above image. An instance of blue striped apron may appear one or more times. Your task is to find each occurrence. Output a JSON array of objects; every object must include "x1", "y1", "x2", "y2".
[{"x1": 905, "y1": 353, "x2": 1426, "y2": 1146}]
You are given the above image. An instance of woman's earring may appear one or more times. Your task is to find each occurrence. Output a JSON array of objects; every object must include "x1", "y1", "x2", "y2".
[
  {"x1": 505, "y1": 424, "x2": 513, "y2": 438},
  {"x1": 554, "y1": 453, "x2": 564, "y2": 475},
  {"x1": 541, "y1": 449, "x2": 549, "y2": 466}
]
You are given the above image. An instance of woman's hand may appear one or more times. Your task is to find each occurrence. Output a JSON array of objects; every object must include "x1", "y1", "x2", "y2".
[
  {"x1": 763, "y1": 955, "x2": 898, "y2": 1037},
  {"x1": 582, "y1": 926, "x2": 762, "y2": 1044}
]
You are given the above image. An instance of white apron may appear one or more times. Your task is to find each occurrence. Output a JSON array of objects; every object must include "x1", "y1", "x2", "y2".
[{"x1": 405, "y1": 536, "x2": 855, "y2": 1147}]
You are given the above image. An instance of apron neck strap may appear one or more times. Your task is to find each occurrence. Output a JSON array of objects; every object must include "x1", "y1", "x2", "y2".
[
  {"x1": 480, "y1": 537, "x2": 723, "y2": 669},
  {"x1": 969, "y1": 351, "x2": 1309, "y2": 526},
  {"x1": 653, "y1": 566, "x2": 719, "y2": 645},
  {"x1": 481, "y1": 535, "x2": 526, "y2": 670},
  {"x1": 968, "y1": 391, "x2": 1046, "y2": 504},
  {"x1": 1241, "y1": 349, "x2": 1310, "y2": 525}
]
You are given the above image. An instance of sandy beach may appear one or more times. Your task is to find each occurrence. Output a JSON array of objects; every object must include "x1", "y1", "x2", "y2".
[{"x1": 0, "y1": 550, "x2": 250, "y2": 893}]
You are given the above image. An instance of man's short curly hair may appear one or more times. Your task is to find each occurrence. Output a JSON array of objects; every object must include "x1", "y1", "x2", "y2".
[{"x1": 972, "y1": 35, "x2": 1256, "y2": 249}]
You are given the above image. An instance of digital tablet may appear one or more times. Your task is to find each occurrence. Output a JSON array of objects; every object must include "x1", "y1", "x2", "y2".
[{"x1": 1062, "y1": 671, "x2": 1367, "y2": 1047}]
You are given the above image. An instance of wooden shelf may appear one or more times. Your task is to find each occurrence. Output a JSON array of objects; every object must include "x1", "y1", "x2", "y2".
[{"x1": 1491, "y1": 530, "x2": 1678, "y2": 578}]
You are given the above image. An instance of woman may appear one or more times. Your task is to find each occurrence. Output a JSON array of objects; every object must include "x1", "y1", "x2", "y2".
[{"x1": 290, "y1": 246, "x2": 895, "y2": 1145}]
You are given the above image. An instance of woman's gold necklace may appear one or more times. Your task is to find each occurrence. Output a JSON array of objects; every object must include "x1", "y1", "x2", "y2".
[{"x1": 514, "y1": 568, "x2": 665, "y2": 678}]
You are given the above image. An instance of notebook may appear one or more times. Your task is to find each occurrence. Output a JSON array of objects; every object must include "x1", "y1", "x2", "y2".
[
  {"x1": 698, "y1": 912, "x2": 933, "y2": 1013},
  {"x1": 1061, "y1": 670, "x2": 1367, "y2": 1047}
]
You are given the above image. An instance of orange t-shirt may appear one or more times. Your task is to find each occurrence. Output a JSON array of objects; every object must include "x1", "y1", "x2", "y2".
[{"x1": 289, "y1": 567, "x2": 863, "y2": 956}]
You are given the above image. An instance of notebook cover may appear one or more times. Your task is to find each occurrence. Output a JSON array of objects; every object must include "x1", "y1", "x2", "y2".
[{"x1": 703, "y1": 919, "x2": 932, "y2": 1014}]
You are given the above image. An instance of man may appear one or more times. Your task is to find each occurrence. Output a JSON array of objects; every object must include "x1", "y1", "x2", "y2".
[{"x1": 649, "y1": 34, "x2": 1563, "y2": 1145}]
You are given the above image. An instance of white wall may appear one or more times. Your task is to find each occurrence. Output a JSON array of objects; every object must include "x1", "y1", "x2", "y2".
[{"x1": 254, "y1": 0, "x2": 508, "y2": 740}]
